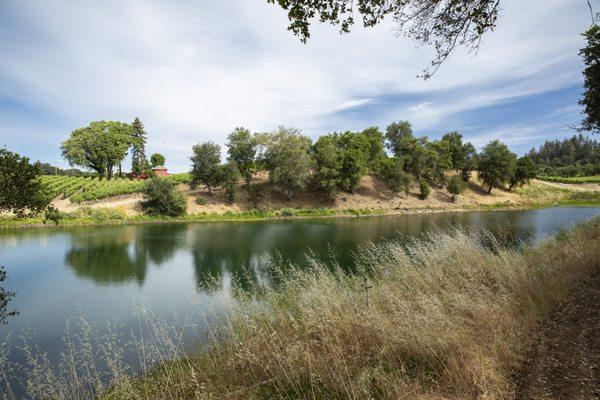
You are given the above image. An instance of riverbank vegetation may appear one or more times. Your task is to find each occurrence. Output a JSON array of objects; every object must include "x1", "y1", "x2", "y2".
[{"x1": 2, "y1": 216, "x2": 598, "y2": 399}]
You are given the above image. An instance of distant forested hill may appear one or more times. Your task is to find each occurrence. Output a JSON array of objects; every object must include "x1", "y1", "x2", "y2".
[{"x1": 526, "y1": 135, "x2": 600, "y2": 177}]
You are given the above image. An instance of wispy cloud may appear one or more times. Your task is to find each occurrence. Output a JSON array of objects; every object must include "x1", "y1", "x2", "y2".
[{"x1": 0, "y1": 0, "x2": 591, "y2": 170}]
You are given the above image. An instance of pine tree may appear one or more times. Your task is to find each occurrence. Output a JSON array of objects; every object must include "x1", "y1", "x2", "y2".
[{"x1": 131, "y1": 117, "x2": 148, "y2": 175}]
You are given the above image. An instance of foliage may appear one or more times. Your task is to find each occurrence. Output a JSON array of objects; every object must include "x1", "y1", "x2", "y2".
[
  {"x1": 526, "y1": 134, "x2": 599, "y2": 176},
  {"x1": 195, "y1": 197, "x2": 207, "y2": 206},
  {"x1": 190, "y1": 142, "x2": 222, "y2": 193},
  {"x1": 477, "y1": 140, "x2": 517, "y2": 193},
  {"x1": 267, "y1": 0, "x2": 499, "y2": 78},
  {"x1": 537, "y1": 175, "x2": 600, "y2": 184},
  {"x1": 226, "y1": 127, "x2": 257, "y2": 185},
  {"x1": 447, "y1": 175, "x2": 467, "y2": 202},
  {"x1": 313, "y1": 134, "x2": 342, "y2": 200},
  {"x1": 263, "y1": 127, "x2": 313, "y2": 200},
  {"x1": 38, "y1": 163, "x2": 89, "y2": 177},
  {"x1": 378, "y1": 157, "x2": 412, "y2": 197},
  {"x1": 0, "y1": 148, "x2": 50, "y2": 216},
  {"x1": 424, "y1": 139, "x2": 452, "y2": 186},
  {"x1": 418, "y1": 178, "x2": 431, "y2": 199},
  {"x1": 385, "y1": 120, "x2": 413, "y2": 157},
  {"x1": 335, "y1": 131, "x2": 370, "y2": 193},
  {"x1": 150, "y1": 153, "x2": 165, "y2": 168},
  {"x1": 360, "y1": 126, "x2": 386, "y2": 169},
  {"x1": 509, "y1": 157, "x2": 536, "y2": 190},
  {"x1": 246, "y1": 183, "x2": 266, "y2": 209},
  {"x1": 140, "y1": 177, "x2": 187, "y2": 216},
  {"x1": 440, "y1": 132, "x2": 478, "y2": 181},
  {"x1": 130, "y1": 117, "x2": 148, "y2": 175},
  {"x1": 579, "y1": 25, "x2": 600, "y2": 133},
  {"x1": 61, "y1": 121, "x2": 133, "y2": 180},
  {"x1": 43, "y1": 205, "x2": 62, "y2": 225},
  {"x1": 220, "y1": 161, "x2": 242, "y2": 203},
  {"x1": 0, "y1": 266, "x2": 19, "y2": 325}
]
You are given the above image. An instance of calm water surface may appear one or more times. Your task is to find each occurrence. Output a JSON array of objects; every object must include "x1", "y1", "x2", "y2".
[{"x1": 1, "y1": 206, "x2": 599, "y2": 367}]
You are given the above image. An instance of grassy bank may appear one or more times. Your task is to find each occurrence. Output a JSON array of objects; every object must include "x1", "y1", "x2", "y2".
[
  {"x1": 537, "y1": 175, "x2": 600, "y2": 184},
  {"x1": 1, "y1": 188, "x2": 600, "y2": 229},
  {"x1": 4, "y1": 217, "x2": 598, "y2": 399}
]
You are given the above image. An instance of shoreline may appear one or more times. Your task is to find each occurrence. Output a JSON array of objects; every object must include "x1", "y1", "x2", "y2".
[{"x1": 2, "y1": 199, "x2": 599, "y2": 229}]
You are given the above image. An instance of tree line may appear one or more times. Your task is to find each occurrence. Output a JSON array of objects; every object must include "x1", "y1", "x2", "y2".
[
  {"x1": 526, "y1": 134, "x2": 600, "y2": 177},
  {"x1": 188, "y1": 122, "x2": 536, "y2": 204}
]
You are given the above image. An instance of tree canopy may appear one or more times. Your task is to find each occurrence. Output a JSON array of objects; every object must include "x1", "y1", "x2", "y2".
[
  {"x1": 131, "y1": 117, "x2": 148, "y2": 175},
  {"x1": 580, "y1": 24, "x2": 600, "y2": 133},
  {"x1": 267, "y1": 0, "x2": 500, "y2": 77},
  {"x1": 190, "y1": 142, "x2": 222, "y2": 193},
  {"x1": 61, "y1": 121, "x2": 132, "y2": 180},
  {"x1": 263, "y1": 127, "x2": 313, "y2": 200},
  {"x1": 0, "y1": 148, "x2": 50, "y2": 216},
  {"x1": 227, "y1": 127, "x2": 257, "y2": 185},
  {"x1": 150, "y1": 153, "x2": 166, "y2": 168},
  {"x1": 477, "y1": 140, "x2": 517, "y2": 193}
]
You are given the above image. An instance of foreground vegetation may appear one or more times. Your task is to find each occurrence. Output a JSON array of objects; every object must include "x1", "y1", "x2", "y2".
[{"x1": 2, "y1": 217, "x2": 598, "y2": 399}]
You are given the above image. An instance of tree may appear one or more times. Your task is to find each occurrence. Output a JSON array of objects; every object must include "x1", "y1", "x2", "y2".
[
  {"x1": 447, "y1": 175, "x2": 467, "y2": 202},
  {"x1": 220, "y1": 161, "x2": 242, "y2": 203},
  {"x1": 226, "y1": 127, "x2": 257, "y2": 185},
  {"x1": 508, "y1": 157, "x2": 536, "y2": 190},
  {"x1": 385, "y1": 121, "x2": 413, "y2": 157},
  {"x1": 0, "y1": 148, "x2": 50, "y2": 217},
  {"x1": 131, "y1": 117, "x2": 148, "y2": 175},
  {"x1": 418, "y1": 178, "x2": 431, "y2": 200},
  {"x1": 336, "y1": 131, "x2": 370, "y2": 193},
  {"x1": 263, "y1": 127, "x2": 313, "y2": 200},
  {"x1": 0, "y1": 266, "x2": 19, "y2": 325},
  {"x1": 190, "y1": 142, "x2": 222, "y2": 194},
  {"x1": 313, "y1": 134, "x2": 342, "y2": 200},
  {"x1": 267, "y1": 0, "x2": 500, "y2": 78},
  {"x1": 580, "y1": 25, "x2": 600, "y2": 134},
  {"x1": 150, "y1": 153, "x2": 165, "y2": 168},
  {"x1": 140, "y1": 177, "x2": 187, "y2": 216},
  {"x1": 378, "y1": 157, "x2": 412, "y2": 198},
  {"x1": 477, "y1": 140, "x2": 517, "y2": 194},
  {"x1": 360, "y1": 126, "x2": 386, "y2": 170},
  {"x1": 61, "y1": 121, "x2": 132, "y2": 180},
  {"x1": 460, "y1": 142, "x2": 478, "y2": 182},
  {"x1": 425, "y1": 140, "x2": 452, "y2": 187}
]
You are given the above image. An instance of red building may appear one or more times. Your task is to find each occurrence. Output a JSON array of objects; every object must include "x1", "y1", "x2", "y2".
[{"x1": 152, "y1": 166, "x2": 169, "y2": 177}]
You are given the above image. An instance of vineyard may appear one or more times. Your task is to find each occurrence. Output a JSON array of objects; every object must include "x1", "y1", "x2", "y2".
[
  {"x1": 537, "y1": 175, "x2": 600, "y2": 184},
  {"x1": 40, "y1": 173, "x2": 191, "y2": 203}
]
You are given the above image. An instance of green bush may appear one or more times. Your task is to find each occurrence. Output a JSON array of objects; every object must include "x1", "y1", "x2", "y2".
[
  {"x1": 419, "y1": 179, "x2": 431, "y2": 200},
  {"x1": 140, "y1": 178, "x2": 187, "y2": 217},
  {"x1": 195, "y1": 197, "x2": 207, "y2": 206},
  {"x1": 446, "y1": 175, "x2": 467, "y2": 202}
]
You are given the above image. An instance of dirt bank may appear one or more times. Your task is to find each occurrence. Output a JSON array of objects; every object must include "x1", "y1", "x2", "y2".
[{"x1": 515, "y1": 268, "x2": 600, "y2": 400}]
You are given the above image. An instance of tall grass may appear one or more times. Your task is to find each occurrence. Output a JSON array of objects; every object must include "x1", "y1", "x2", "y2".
[{"x1": 2, "y1": 218, "x2": 599, "y2": 399}]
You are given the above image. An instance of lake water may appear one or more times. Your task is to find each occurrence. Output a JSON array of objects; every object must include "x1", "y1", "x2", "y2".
[{"x1": 1, "y1": 206, "x2": 599, "y2": 387}]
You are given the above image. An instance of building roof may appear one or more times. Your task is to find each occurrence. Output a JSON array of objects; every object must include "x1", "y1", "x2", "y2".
[{"x1": 151, "y1": 166, "x2": 167, "y2": 170}]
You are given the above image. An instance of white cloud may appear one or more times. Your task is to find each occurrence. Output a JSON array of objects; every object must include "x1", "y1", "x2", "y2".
[{"x1": 0, "y1": 0, "x2": 591, "y2": 171}]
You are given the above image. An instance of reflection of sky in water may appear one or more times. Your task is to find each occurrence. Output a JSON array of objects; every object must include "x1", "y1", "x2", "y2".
[{"x1": 0, "y1": 206, "x2": 598, "y2": 381}]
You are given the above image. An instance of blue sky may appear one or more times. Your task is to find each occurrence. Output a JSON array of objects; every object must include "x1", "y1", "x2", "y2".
[{"x1": 0, "y1": 0, "x2": 594, "y2": 172}]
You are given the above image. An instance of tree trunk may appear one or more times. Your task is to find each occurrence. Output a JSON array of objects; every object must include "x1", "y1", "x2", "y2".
[
  {"x1": 508, "y1": 182, "x2": 514, "y2": 191},
  {"x1": 488, "y1": 184, "x2": 493, "y2": 194}
]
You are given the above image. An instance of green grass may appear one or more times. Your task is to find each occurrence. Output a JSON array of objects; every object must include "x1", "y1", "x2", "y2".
[
  {"x1": 537, "y1": 175, "x2": 600, "y2": 184},
  {"x1": 39, "y1": 173, "x2": 191, "y2": 203}
]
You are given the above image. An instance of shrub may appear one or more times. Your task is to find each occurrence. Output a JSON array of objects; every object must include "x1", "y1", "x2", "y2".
[
  {"x1": 418, "y1": 179, "x2": 431, "y2": 199},
  {"x1": 140, "y1": 178, "x2": 187, "y2": 217},
  {"x1": 195, "y1": 197, "x2": 207, "y2": 206},
  {"x1": 219, "y1": 161, "x2": 241, "y2": 203},
  {"x1": 446, "y1": 175, "x2": 467, "y2": 202},
  {"x1": 247, "y1": 183, "x2": 265, "y2": 209}
]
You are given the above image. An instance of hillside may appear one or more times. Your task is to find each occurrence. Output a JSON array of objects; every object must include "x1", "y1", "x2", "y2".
[{"x1": 49, "y1": 173, "x2": 600, "y2": 217}]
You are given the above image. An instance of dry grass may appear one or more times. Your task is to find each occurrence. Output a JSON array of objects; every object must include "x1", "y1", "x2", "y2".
[{"x1": 2, "y1": 218, "x2": 599, "y2": 400}]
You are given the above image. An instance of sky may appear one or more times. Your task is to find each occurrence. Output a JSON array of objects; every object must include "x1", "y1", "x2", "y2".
[{"x1": 0, "y1": 0, "x2": 595, "y2": 172}]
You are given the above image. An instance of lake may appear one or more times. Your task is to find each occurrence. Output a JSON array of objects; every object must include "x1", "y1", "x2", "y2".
[{"x1": 1, "y1": 206, "x2": 599, "y2": 388}]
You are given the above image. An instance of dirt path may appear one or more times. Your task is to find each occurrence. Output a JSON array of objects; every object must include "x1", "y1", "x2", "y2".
[{"x1": 515, "y1": 269, "x2": 600, "y2": 400}]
